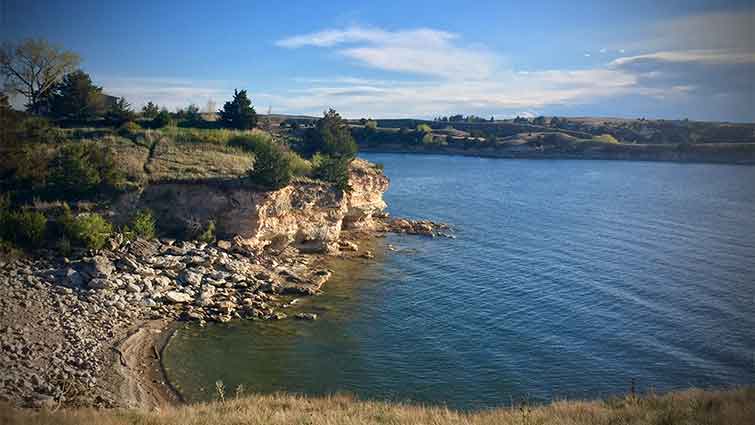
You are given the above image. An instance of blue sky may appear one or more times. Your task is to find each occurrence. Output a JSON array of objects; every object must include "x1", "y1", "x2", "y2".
[{"x1": 2, "y1": 0, "x2": 754, "y2": 121}]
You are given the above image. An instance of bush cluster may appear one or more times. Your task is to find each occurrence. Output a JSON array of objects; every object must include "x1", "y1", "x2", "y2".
[
  {"x1": 0, "y1": 209, "x2": 48, "y2": 248},
  {"x1": 48, "y1": 142, "x2": 125, "y2": 198},
  {"x1": 124, "y1": 209, "x2": 156, "y2": 240},
  {"x1": 61, "y1": 211, "x2": 113, "y2": 251},
  {"x1": 312, "y1": 154, "x2": 351, "y2": 192}
]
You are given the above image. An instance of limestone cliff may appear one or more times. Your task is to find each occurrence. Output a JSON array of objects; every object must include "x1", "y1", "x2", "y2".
[{"x1": 115, "y1": 159, "x2": 388, "y2": 253}]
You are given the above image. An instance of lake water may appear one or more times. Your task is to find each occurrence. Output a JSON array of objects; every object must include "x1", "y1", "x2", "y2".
[{"x1": 163, "y1": 154, "x2": 755, "y2": 410}]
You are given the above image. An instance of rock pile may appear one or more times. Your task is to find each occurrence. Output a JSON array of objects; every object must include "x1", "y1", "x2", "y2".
[{"x1": 0, "y1": 237, "x2": 335, "y2": 407}]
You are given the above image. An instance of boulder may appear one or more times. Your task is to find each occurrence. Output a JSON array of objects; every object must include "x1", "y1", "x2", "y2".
[
  {"x1": 64, "y1": 268, "x2": 84, "y2": 288},
  {"x1": 81, "y1": 256, "x2": 114, "y2": 279},
  {"x1": 87, "y1": 278, "x2": 111, "y2": 290},
  {"x1": 178, "y1": 270, "x2": 203, "y2": 287},
  {"x1": 165, "y1": 291, "x2": 192, "y2": 304}
]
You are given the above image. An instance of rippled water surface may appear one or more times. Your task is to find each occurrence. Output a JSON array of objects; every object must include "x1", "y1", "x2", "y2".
[{"x1": 164, "y1": 155, "x2": 755, "y2": 410}]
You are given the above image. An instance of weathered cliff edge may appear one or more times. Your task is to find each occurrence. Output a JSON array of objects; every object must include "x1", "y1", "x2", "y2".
[{"x1": 115, "y1": 158, "x2": 390, "y2": 253}]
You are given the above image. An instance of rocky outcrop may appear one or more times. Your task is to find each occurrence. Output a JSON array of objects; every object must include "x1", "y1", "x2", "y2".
[{"x1": 116, "y1": 159, "x2": 389, "y2": 254}]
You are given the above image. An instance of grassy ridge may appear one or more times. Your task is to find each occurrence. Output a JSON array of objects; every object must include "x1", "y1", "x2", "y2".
[{"x1": 2, "y1": 387, "x2": 752, "y2": 425}]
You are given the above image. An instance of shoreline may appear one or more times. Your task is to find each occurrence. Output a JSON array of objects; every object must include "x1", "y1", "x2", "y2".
[
  {"x1": 359, "y1": 145, "x2": 755, "y2": 165},
  {"x1": 0, "y1": 217, "x2": 445, "y2": 409}
]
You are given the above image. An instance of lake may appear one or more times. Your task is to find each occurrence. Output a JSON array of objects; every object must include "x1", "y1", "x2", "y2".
[{"x1": 163, "y1": 154, "x2": 755, "y2": 410}]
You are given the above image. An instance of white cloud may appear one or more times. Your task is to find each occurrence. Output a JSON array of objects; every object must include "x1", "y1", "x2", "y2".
[
  {"x1": 611, "y1": 49, "x2": 755, "y2": 66},
  {"x1": 277, "y1": 26, "x2": 496, "y2": 79}
]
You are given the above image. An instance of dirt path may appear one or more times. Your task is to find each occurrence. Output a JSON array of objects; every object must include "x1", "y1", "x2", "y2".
[{"x1": 108, "y1": 319, "x2": 181, "y2": 409}]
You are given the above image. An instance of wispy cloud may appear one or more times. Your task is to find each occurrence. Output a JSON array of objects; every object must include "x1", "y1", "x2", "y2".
[
  {"x1": 611, "y1": 49, "x2": 755, "y2": 66},
  {"x1": 277, "y1": 26, "x2": 496, "y2": 79},
  {"x1": 271, "y1": 10, "x2": 755, "y2": 121}
]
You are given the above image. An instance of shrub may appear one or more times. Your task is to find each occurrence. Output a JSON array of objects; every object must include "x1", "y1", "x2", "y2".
[
  {"x1": 228, "y1": 131, "x2": 274, "y2": 152},
  {"x1": 0, "y1": 210, "x2": 47, "y2": 248},
  {"x1": 20, "y1": 116, "x2": 66, "y2": 144},
  {"x1": 151, "y1": 109, "x2": 173, "y2": 128},
  {"x1": 130, "y1": 209, "x2": 156, "y2": 239},
  {"x1": 117, "y1": 121, "x2": 142, "y2": 137},
  {"x1": 64, "y1": 213, "x2": 112, "y2": 250},
  {"x1": 248, "y1": 140, "x2": 292, "y2": 190},
  {"x1": 198, "y1": 220, "x2": 215, "y2": 243},
  {"x1": 312, "y1": 155, "x2": 351, "y2": 192},
  {"x1": 48, "y1": 143, "x2": 125, "y2": 198},
  {"x1": 285, "y1": 151, "x2": 312, "y2": 177}
]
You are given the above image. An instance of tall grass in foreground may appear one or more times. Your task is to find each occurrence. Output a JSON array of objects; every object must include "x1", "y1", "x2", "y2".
[{"x1": 1, "y1": 387, "x2": 752, "y2": 425}]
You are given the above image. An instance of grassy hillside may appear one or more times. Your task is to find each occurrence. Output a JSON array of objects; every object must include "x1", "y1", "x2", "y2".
[{"x1": 2, "y1": 387, "x2": 752, "y2": 425}]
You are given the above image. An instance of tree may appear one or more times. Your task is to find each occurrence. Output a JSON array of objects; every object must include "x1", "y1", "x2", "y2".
[
  {"x1": 178, "y1": 104, "x2": 202, "y2": 127},
  {"x1": 151, "y1": 108, "x2": 172, "y2": 128},
  {"x1": 141, "y1": 101, "x2": 159, "y2": 119},
  {"x1": 0, "y1": 39, "x2": 80, "y2": 114},
  {"x1": 104, "y1": 97, "x2": 135, "y2": 126},
  {"x1": 218, "y1": 89, "x2": 257, "y2": 129},
  {"x1": 301, "y1": 109, "x2": 358, "y2": 158},
  {"x1": 49, "y1": 70, "x2": 106, "y2": 122}
]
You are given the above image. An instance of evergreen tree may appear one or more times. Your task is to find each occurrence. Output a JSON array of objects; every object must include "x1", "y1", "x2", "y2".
[
  {"x1": 141, "y1": 101, "x2": 159, "y2": 119},
  {"x1": 302, "y1": 109, "x2": 358, "y2": 158},
  {"x1": 104, "y1": 97, "x2": 135, "y2": 126},
  {"x1": 218, "y1": 89, "x2": 257, "y2": 129},
  {"x1": 49, "y1": 70, "x2": 105, "y2": 122}
]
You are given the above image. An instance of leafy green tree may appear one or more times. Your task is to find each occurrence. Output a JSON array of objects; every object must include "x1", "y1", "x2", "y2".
[
  {"x1": 218, "y1": 89, "x2": 257, "y2": 130},
  {"x1": 0, "y1": 39, "x2": 80, "y2": 114},
  {"x1": 49, "y1": 70, "x2": 105, "y2": 122},
  {"x1": 302, "y1": 109, "x2": 358, "y2": 158},
  {"x1": 141, "y1": 101, "x2": 159, "y2": 119},
  {"x1": 104, "y1": 97, "x2": 135, "y2": 126},
  {"x1": 248, "y1": 139, "x2": 292, "y2": 190}
]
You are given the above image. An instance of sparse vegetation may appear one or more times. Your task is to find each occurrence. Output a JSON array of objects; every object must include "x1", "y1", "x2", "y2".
[{"x1": 0, "y1": 387, "x2": 752, "y2": 425}]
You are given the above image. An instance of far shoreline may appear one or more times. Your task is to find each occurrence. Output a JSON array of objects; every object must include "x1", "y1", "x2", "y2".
[{"x1": 359, "y1": 145, "x2": 755, "y2": 165}]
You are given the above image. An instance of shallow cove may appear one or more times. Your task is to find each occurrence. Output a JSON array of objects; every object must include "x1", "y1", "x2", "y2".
[{"x1": 164, "y1": 154, "x2": 755, "y2": 411}]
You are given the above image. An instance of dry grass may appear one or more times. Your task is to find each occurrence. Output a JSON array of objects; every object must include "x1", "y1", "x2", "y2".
[{"x1": 1, "y1": 387, "x2": 751, "y2": 425}]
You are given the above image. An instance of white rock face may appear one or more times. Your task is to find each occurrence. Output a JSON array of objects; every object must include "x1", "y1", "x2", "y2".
[{"x1": 118, "y1": 159, "x2": 389, "y2": 254}]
